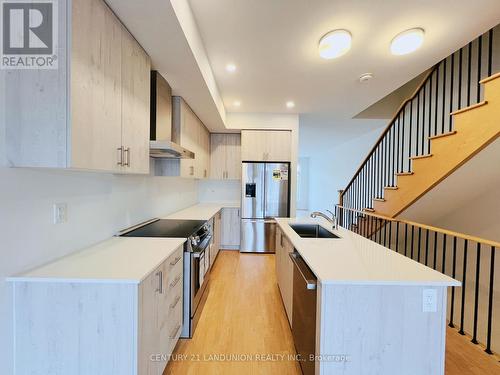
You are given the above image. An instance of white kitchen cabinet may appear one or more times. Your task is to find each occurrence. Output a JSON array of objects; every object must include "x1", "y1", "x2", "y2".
[
  {"x1": 241, "y1": 130, "x2": 292, "y2": 162},
  {"x1": 210, "y1": 133, "x2": 242, "y2": 180},
  {"x1": 220, "y1": 207, "x2": 241, "y2": 249},
  {"x1": 156, "y1": 97, "x2": 210, "y2": 178},
  {"x1": 10, "y1": 240, "x2": 184, "y2": 375},
  {"x1": 275, "y1": 226, "x2": 293, "y2": 325},
  {"x1": 5, "y1": 0, "x2": 151, "y2": 174}
]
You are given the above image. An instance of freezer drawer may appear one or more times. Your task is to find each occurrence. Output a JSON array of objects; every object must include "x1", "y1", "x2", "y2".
[{"x1": 240, "y1": 219, "x2": 276, "y2": 253}]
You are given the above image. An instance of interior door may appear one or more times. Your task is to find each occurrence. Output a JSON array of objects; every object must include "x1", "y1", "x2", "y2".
[
  {"x1": 241, "y1": 163, "x2": 265, "y2": 219},
  {"x1": 264, "y1": 163, "x2": 290, "y2": 218}
]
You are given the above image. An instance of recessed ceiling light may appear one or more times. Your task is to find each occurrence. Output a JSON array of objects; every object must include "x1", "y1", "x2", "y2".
[
  {"x1": 286, "y1": 101, "x2": 295, "y2": 109},
  {"x1": 225, "y1": 63, "x2": 237, "y2": 72},
  {"x1": 318, "y1": 29, "x2": 352, "y2": 59},
  {"x1": 233, "y1": 100, "x2": 241, "y2": 107},
  {"x1": 390, "y1": 28, "x2": 425, "y2": 55}
]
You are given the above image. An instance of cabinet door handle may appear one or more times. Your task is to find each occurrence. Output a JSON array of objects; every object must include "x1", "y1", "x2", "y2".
[
  {"x1": 117, "y1": 147, "x2": 124, "y2": 166},
  {"x1": 190, "y1": 166, "x2": 194, "y2": 176},
  {"x1": 156, "y1": 271, "x2": 163, "y2": 294},
  {"x1": 169, "y1": 324, "x2": 182, "y2": 339},
  {"x1": 123, "y1": 147, "x2": 130, "y2": 167},
  {"x1": 280, "y1": 233, "x2": 283, "y2": 247},
  {"x1": 169, "y1": 295, "x2": 181, "y2": 310},
  {"x1": 170, "y1": 275, "x2": 181, "y2": 289},
  {"x1": 170, "y1": 255, "x2": 182, "y2": 266}
]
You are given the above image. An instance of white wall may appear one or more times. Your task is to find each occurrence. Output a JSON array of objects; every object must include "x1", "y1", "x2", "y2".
[
  {"x1": 198, "y1": 179, "x2": 240, "y2": 203},
  {"x1": 0, "y1": 122, "x2": 198, "y2": 374},
  {"x1": 298, "y1": 114, "x2": 386, "y2": 213}
]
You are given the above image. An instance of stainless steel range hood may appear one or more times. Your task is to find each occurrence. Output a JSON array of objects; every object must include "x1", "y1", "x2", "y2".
[
  {"x1": 150, "y1": 140, "x2": 194, "y2": 159},
  {"x1": 149, "y1": 71, "x2": 194, "y2": 159}
]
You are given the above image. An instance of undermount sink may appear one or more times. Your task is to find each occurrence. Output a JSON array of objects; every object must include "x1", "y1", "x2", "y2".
[{"x1": 289, "y1": 224, "x2": 340, "y2": 239}]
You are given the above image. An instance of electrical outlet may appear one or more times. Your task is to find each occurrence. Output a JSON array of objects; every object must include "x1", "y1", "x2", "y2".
[
  {"x1": 422, "y1": 289, "x2": 437, "y2": 312},
  {"x1": 53, "y1": 203, "x2": 67, "y2": 224}
]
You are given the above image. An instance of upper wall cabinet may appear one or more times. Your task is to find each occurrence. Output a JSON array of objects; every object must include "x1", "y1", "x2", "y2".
[
  {"x1": 5, "y1": 0, "x2": 151, "y2": 174},
  {"x1": 155, "y1": 97, "x2": 210, "y2": 179},
  {"x1": 241, "y1": 130, "x2": 292, "y2": 162},
  {"x1": 210, "y1": 133, "x2": 241, "y2": 180}
]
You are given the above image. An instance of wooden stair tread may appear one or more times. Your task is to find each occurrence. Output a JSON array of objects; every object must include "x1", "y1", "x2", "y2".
[
  {"x1": 373, "y1": 198, "x2": 386, "y2": 202},
  {"x1": 429, "y1": 130, "x2": 457, "y2": 140},
  {"x1": 384, "y1": 186, "x2": 398, "y2": 190},
  {"x1": 479, "y1": 72, "x2": 500, "y2": 84},
  {"x1": 410, "y1": 154, "x2": 432, "y2": 160},
  {"x1": 396, "y1": 171, "x2": 414, "y2": 176},
  {"x1": 364, "y1": 208, "x2": 375, "y2": 212},
  {"x1": 451, "y1": 101, "x2": 488, "y2": 116}
]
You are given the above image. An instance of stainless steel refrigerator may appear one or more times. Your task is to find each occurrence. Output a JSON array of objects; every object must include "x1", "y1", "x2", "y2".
[{"x1": 240, "y1": 162, "x2": 290, "y2": 253}]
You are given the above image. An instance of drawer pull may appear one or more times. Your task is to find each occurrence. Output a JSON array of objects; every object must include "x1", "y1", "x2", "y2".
[
  {"x1": 169, "y1": 295, "x2": 181, "y2": 309},
  {"x1": 170, "y1": 275, "x2": 181, "y2": 289},
  {"x1": 155, "y1": 271, "x2": 163, "y2": 294},
  {"x1": 170, "y1": 255, "x2": 182, "y2": 266},
  {"x1": 169, "y1": 324, "x2": 182, "y2": 339}
]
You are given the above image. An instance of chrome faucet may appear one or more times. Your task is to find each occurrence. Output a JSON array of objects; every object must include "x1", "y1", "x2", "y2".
[{"x1": 310, "y1": 210, "x2": 338, "y2": 231}]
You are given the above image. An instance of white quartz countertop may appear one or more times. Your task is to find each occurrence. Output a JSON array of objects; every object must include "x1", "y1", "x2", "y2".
[
  {"x1": 8, "y1": 237, "x2": 186, "y2": 284},
  {"x1": 275, "y1": 217, "x2": 460, "y2": 286},
  {"x1": 163, "y1": 202, "x2": 239, "y2": 221}
]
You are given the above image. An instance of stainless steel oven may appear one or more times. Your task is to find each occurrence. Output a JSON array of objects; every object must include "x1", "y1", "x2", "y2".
[{"x1": 183, "y1": 229, "x2": 212, "y2": 337}]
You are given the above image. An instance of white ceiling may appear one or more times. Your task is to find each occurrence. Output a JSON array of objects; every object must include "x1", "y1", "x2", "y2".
[{"x1": 189, "y1": 0, "x2": 500, "y2": 119}]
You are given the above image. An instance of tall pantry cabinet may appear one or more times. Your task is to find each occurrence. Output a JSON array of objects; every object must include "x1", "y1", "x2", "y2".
[{"x1": 5, "y1": 0, "x2": 151, "y2": 174}]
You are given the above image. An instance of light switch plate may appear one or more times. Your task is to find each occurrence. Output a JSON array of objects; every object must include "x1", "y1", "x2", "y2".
[
  {"x1": 53, "y1": 203, "x2": 67, "y2": 224},
  {"x1": 423, "y1": 289, "x2": 437, "y2": 312}
]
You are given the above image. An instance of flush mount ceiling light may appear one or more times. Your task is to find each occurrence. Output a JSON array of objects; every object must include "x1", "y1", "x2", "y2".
[
  {"x1": 225, "y1": 63, "x2": 237, "y2": 73},
  {"x1": 390, "y1": 28, "x2": 425, "y2": 55},
  {"x1": 233, "y1": 100, "x2": 241, "y2": 107},
  {"x1": 286, "y1": 101, "x2": 295, "y2": 109},
  {"x1": 318, "y1": 29, "x2": 352, "y2": 59}
]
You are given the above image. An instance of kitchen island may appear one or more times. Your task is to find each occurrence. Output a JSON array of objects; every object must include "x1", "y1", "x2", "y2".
[{"x1": 275, "y1": 217, "x2": 460, "y2": 375}]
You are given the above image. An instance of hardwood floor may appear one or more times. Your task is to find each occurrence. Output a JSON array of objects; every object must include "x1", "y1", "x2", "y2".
[{"x1": 165, "y1": 251, "x2": 500, "y2": 375}]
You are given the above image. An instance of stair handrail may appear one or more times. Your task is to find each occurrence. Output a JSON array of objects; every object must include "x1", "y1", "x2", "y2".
[
  {"x1": 336, "y1": 204, "x2": 500, "y2": 249},
  {"x1": 341, "y1": 66, "x2": 437, "y2": 198}
]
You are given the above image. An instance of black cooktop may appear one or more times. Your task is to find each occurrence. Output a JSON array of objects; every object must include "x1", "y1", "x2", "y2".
[{"x1": 121, "y1": 219, "x2": 206, "y2": 238}]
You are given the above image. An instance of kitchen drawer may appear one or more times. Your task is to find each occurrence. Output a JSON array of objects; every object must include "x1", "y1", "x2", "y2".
[
  {"x1": 166, "y1": 297, "x2": 183, "y2": 354},
  {"x1": 166, "y1": 264, "x2": 183, "y2": 295},
  {"x1": 166, "y1": 246, "x2": 183, "y2": 273}
]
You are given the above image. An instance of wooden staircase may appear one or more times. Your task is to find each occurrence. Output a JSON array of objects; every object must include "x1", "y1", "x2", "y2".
[{"x1": 373, "y1": 73, "x2": 500, "y2": 217}]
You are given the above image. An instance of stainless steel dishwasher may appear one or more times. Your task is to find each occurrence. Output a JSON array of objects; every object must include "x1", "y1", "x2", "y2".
[{"x1": 289, "y1": 251, "x2": 317, "y2": 375}]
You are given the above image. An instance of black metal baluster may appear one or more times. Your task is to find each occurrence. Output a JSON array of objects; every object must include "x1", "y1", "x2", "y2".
[
  {"x1": 433, "y1": 231, "x2": 438, "y2": 269},
  {"x1": 424, "y1": 229, "x2": 430, "y2": 266},
  {"x1": 416, "y1": 92, "x2": 421, "y2": 156},
  {"x1": 459, "y1": 240, "x2": 468, "y2": 335},
  {"x1": 449, "y1": 236, "x2": 458, "y2": 328},
  {"x1": 417, "y1": 227, "x2": 422, "y2": 262},
  {"x1": 467, "y1": 42, "x2": 472, "y2": 106},
  {"x1": 488, "y1": 29, "x2": 493, "y2": 77},
  {"x1": 404, "y1": 223, "x2": 409, "y2": 256},
  {"x1": 434, "y1": 63, "x2": 440, "y2": 135},
  {"x1": 388, "y1": 220, "x2": 392, "y2": 250},
  {"x1": 395, "y1": 222, "x2": 400, "y2": 253},
  {"x1": 458, "y1": 48, "x2": 463, "y2": 117},
  {"x1": 427, "y1": 72, "x2": 433, "y2": 152},
  {"x1": 422, "y1": 80, "x2": 426, "y2": 154},
  {"x1": 441, "y1": 57, "x2": 447, "y2": 134},
  {"x1": 401, "y1": 109, "x2": 406, "y2": 172},
  {"x1": 408, "y1": 100, "x2": 413, "y2": 171},
  {"x1": 448, "y1": 52, "x2": 455, "y2": 132},
  {"x1": 471, "y1": 243, "x2": 481, "y2": 344},
  {"x1": 477, "y1": 35, "x2": 482, "y2": 102},
  {"x1": 410, "y1": 225, "x2": 415, "y2": 260},
  {"x1": 485, "y1": 246, "x2": 496, "y2": 354},
  {"x1": 442, "y1": 234, "x2": 447, "y2": 274}
]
